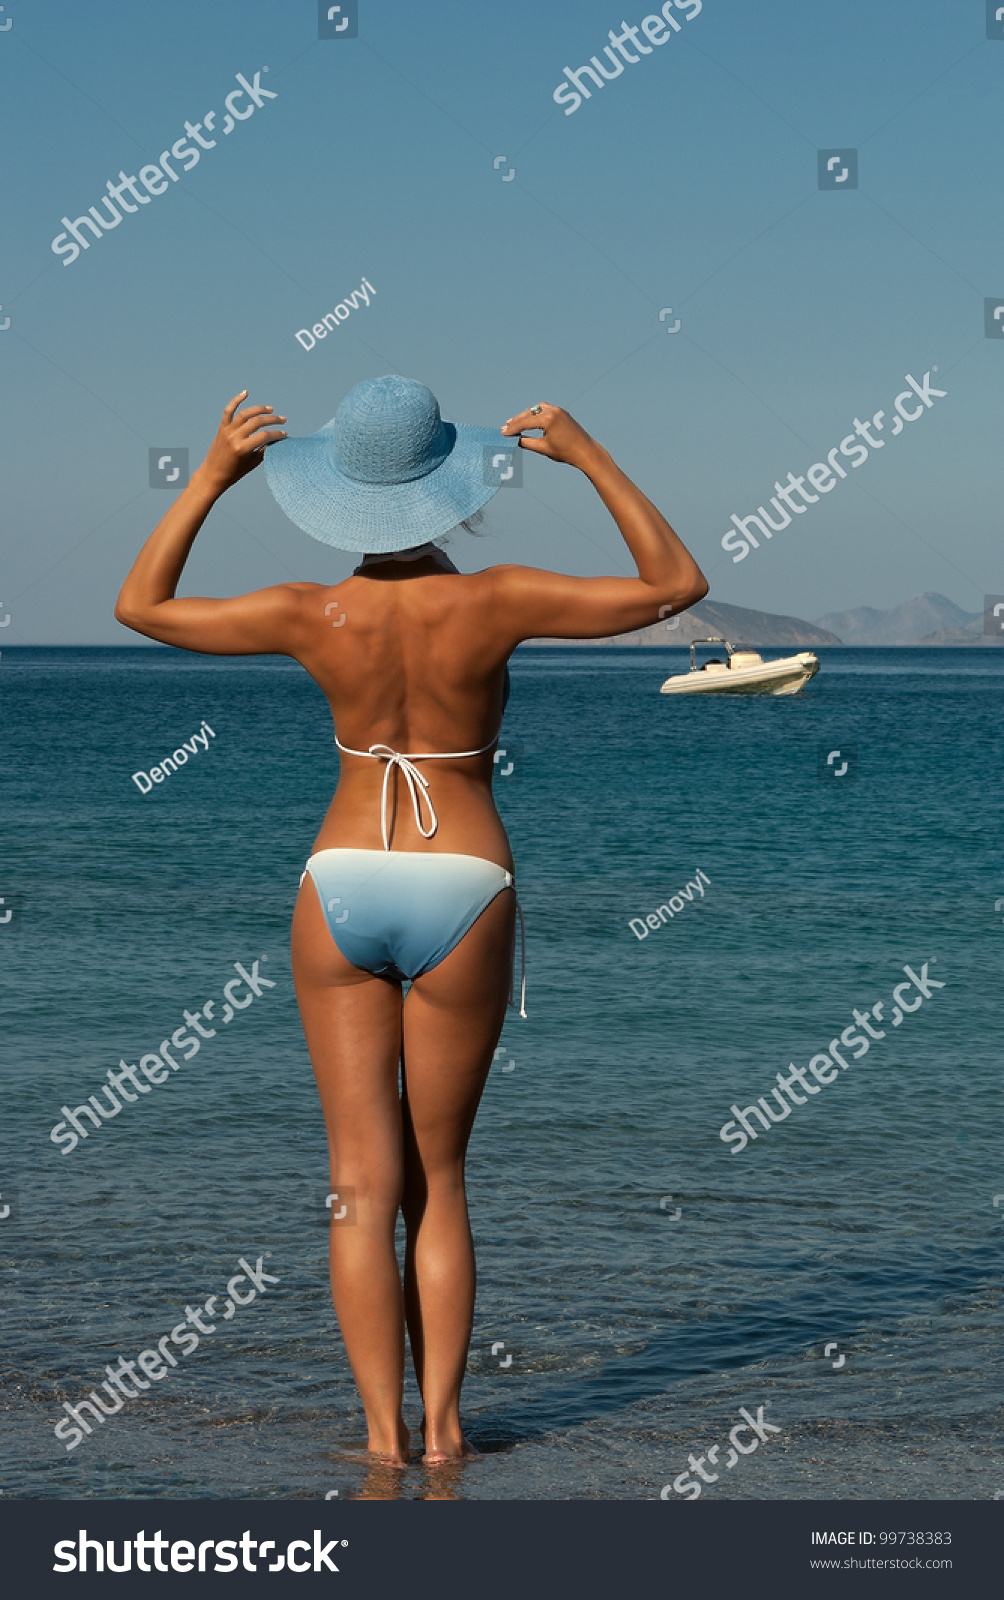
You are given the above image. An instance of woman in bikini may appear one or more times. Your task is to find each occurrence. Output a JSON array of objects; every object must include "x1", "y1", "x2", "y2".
[{"x1": 115, "y1": 374, "x2": 707, "y2": 1465}]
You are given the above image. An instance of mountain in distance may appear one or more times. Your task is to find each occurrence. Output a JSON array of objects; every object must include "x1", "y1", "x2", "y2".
[
  {"x1": 918, "y1": 620, "x2": 1001, "y2": 645},
  {"x1": 529, "y1": 591, "x2": 1001, "y2": 649},
  {"x1": 812, "y1": 592, "x2": 995, "y2": 646},
  {"x1": 531, "y1": 598, "x2": 840, "y2": 648}
]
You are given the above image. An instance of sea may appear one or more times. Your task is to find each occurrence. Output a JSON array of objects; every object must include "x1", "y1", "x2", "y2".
[{"x1": 2, "y1": 645, "x2": 1001, "y2": 1501}]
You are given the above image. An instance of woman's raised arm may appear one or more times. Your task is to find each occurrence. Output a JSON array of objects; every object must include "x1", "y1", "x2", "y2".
[
  {"x1": 114, "y1": 391, "x2": 301, "y2": 655},
  {"x1": 494, "y1": 402, "x2": 708, "y2": 641}
]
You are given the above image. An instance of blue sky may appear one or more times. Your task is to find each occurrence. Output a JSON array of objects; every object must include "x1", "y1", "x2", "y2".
[{"x1": 2, "y1": 0, "x2": 1002, "y2": 642}]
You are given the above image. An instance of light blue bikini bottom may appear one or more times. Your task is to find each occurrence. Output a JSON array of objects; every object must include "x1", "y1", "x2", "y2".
[{"x1": 302, "y1": 849, "x2": 526, "y2": 1015}]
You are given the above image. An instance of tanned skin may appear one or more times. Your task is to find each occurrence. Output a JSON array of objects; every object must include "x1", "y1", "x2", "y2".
[{"x1": 116, "y1": 391, "x2": 708, "y2": 1467}]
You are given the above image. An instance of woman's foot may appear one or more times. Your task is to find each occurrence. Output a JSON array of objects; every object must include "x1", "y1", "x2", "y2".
[
  {"x1": 422, "y1": 1437, "x2": 480, "y2": 1464},
  {"x1": 345, "y1": 1418, "x2": 410, "y2": 1466},
  {"x1": 419, "y1": 1419, "x2": 480, "y2": 1463}
]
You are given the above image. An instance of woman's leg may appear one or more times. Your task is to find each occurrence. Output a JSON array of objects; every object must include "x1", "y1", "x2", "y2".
[
  {"x1": 401, "y1": 888, "x2": 516, "y2": 1461},
  {"x1": 291, "y1": 878, "x2": 410, "y2": 1462}
]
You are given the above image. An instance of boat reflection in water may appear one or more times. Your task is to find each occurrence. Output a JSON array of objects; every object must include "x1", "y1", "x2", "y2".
[{"x1": 659, "y1": 636, "x2": 820, "y2": 697}]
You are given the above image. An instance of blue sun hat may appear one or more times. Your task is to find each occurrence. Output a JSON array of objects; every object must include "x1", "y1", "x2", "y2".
[{"x1": 264, "y1": 374, "x2": 521, "y2": 553}]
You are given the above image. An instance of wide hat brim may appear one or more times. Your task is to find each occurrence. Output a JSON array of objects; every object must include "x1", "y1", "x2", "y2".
[{"x1": 264, "y1": 418, "x2": 520, "y2": 553}]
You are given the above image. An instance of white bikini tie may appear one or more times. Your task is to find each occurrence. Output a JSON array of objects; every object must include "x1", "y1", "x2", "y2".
[
  {"x1": 510, "y1": 894, "x2": 527, "y2": 1020},
  {"x1": 331, "y1": 730, "x2": 526, "y2": 1017},
  {"x1": 335, "y1": 734, "x2": 500, "y2": 853}
]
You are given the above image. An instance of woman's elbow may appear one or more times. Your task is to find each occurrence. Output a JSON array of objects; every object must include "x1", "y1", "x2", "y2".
[
  {"x1": 114, "y1": 596, "x2": 150, "y2": 633},
  {"x1": 670, "y1": 574, "x2": 708, "y2": 612}
]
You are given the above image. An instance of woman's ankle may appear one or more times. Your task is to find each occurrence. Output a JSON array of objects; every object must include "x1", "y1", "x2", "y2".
[
  {"x1": 366, "y1": 1417, "x2": 411, "y2": 1462},
  {"x1": 420, "y1": 1415, "x2": 463, "y2": 1455}
]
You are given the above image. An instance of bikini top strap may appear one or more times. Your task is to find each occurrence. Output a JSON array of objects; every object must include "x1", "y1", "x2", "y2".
[
  {"x1": 334, "y1": 732, "x2": 501, "y2": 761},
  {"x1": 334, "y1": 730, "x2": 503, "y2": 849}
]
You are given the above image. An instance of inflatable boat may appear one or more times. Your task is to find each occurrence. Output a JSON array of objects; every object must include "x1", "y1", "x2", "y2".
[{"x1": 659, "y1": 637, "x2": 820, "y2": 696}]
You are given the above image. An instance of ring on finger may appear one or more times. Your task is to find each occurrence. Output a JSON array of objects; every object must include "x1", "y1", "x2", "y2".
[{"x1": 529, "y1": 404, "x2": 543, "y2": 416}]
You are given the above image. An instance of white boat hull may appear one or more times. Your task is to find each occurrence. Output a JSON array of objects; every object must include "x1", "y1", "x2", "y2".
[{"x1": 660, "y1": 652, "x2": 819, "y2": 696}]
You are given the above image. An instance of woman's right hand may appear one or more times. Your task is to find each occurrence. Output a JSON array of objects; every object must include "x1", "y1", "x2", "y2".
[{"x1": 502, "y1": 403, "x2": 599, "y2": 469}]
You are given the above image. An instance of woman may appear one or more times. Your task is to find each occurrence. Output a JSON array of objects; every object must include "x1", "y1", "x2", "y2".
[{"x1": 115, "y1": 374, "x2": 708, "y2": 1466}]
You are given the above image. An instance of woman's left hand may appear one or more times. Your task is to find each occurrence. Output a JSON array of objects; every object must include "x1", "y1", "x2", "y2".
[{"x1": 199, "y1": 390, "x2": 288, "y2": 493}]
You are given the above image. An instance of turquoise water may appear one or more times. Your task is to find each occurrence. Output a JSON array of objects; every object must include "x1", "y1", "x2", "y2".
[{"x1": 2, "y1": 646, "x2": 1002, "y2": 1500}]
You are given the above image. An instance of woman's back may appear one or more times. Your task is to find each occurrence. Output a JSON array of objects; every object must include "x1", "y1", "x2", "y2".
[
  {"x1": 298, "y1": 561, "x2": 508, "y2": 753},
  {"x1": 293, "y1": 557, "x2": 514, "y2": 861}
]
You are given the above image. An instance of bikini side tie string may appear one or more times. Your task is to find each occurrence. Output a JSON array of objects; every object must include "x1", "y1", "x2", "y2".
[{"x1": 510, "y1": 891, "x2": 528, "y2": 1019}]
